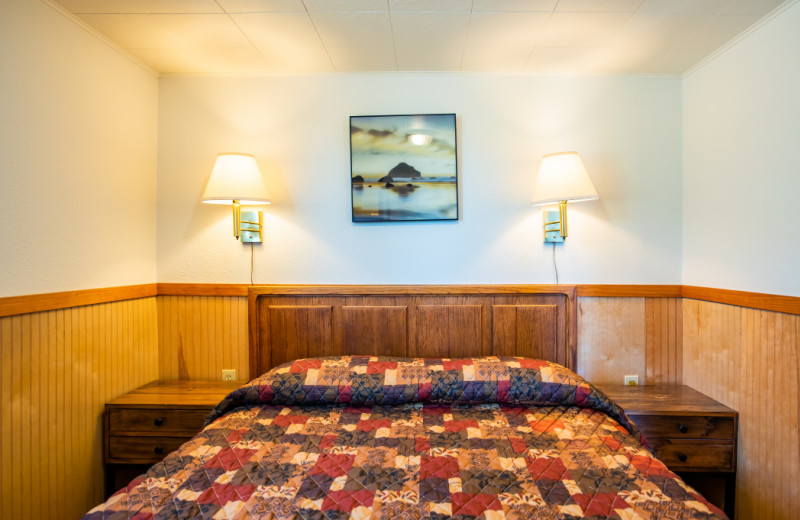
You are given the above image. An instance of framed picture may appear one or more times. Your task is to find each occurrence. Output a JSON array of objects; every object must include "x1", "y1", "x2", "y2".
[{"x1": 350, "y1": 113, "x2": 458, "y2": 222}]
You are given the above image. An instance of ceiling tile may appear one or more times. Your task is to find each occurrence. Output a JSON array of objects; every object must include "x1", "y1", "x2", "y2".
[
  {"x1": 231, "y1": 12, "x2": 321, "y2": 48},
  {"x1": 646, "y1": 47, "x2": 712, "y2": 73},
  {"x1": 721, "y1": 0, "x2": 784, "y2": 15},
  {"x1": 472, "y1": 0, "x2": 557, "y2": 12},
  {"x1": 54, "y1": 0, "x2": 223, "y2": 14},
  {"x1": 554, "y1": 0, "x2": 644, "y2": 13},
  {"x1": 303, "y1": 0, "x2": 389, "y2": 11},
  {"x1": 52, "y1": 0, "x2": 790, "y2": 75},
  {"x1": 131, "y1": 46, "x2": 270, "y2": 74},
  {"x1": 461, "y1": 46, "x2": 532, "y2": 71},
  {"x1": 637, "y1": 0, "x2": 730, "y2": 15},
  {"x1": 677, "y1": 14, "x2": 759, "y2": 50},
  {"x1": 76, "y1": 13, "x2": 253, "y2": 48},
  {"x1": 538, "y1": 12, "x2": 632, "y2": 47},
  {"x1": 326, "y1": 47, "x2": 397, "y2": 70},
  {"x1": 311, "y1": 11, "x2": 394, "y2": 47},
  {"x1": 216, "y1": 0, "x2": 307, "y2": 13},
  {"x1": 609, "y1": 13, "x2": 710, "y2": 52},
  {"x1": 389, "y1": 0, "x2": 472, "y2": 10},
  {"x1": 524, "y1": 47, "x2": 595, "y2": 72},
  {"x1": 395, "y1": 45, "x2": 463, "y2": 70},
  {"x1": 466, "y1": 12, "x2": 551, "y2": 48},
  {"x1": 257, "y1": 46, "x2": 334, "y2": 72},
  {"x1": 391, "y1": 12, "x2": 470, "y2": 47},
  {"x1": 588, "y1": 42, "x2": 666, "y2": 73}
]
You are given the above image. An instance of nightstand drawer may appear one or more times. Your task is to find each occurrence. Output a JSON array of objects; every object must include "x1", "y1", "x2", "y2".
[
  {"x1": 649, "y1": 439, "x2": 736, "y2": 472},
  {"x1": 108, "y1": 408, "x2": 210, "y2": 434},
  {"x1": 108, "y1": 435, "x2": 191, "y2": 463},
  {"x1": 634, "y1": 414, "x2": 734, "y2": 440},
  {"x1": 104, "y1": 380, "x2": 242, "y2": 498}
]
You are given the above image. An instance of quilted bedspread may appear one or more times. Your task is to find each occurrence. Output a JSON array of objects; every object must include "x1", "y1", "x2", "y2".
[{"x1": 84, "y1": 356, "x2": 727, "y2": 519}]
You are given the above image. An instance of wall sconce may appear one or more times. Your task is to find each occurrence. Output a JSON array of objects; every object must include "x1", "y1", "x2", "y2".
[
  {"x1": 202, "y1": 153, "x2": 271, "y2": 243},
  {"x1": 533, "y1": 151, "x2": 598, "y2": 242}
]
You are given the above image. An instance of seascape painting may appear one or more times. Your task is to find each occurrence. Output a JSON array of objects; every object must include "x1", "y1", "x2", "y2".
[{"x1": 350, "y1": 114, "x2": 458, "y2": 222}]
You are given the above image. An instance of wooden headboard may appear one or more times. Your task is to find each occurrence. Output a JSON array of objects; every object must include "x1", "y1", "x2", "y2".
[{"x1": 247, "y1": 285, "x2": 577, "y2": 379}]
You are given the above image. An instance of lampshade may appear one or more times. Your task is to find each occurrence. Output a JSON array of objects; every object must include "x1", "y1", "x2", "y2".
[
  {"x1": 202, "y1": 153, "x2": 271, "y2": 205},
  {"x1": 533, "y1": 151, "x2": 598, "y2": 205}
]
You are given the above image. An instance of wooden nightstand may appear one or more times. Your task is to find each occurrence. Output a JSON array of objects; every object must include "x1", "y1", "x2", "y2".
[
  {"x1": 104, "y1": 380, "x2": 242, "y2": 496},
  {"x1": 598, "y1": 384, "x2": 738, "y2": 518}
]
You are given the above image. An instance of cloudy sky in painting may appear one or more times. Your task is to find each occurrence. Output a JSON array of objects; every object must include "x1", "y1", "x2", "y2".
[{"x1": 350, "y1": 114, "x2": 457, "y2": 178}]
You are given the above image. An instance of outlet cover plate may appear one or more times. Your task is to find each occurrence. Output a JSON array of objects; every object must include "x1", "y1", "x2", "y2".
[
  {"x1": 624, "y1": 375, "x2": 639, "y2": 386},
  {"x1": 222, "y1": 369, "x2": 237, "y2": 381}
]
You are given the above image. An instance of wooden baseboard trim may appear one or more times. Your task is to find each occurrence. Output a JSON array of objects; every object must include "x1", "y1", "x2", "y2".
[
  {"x1": 156, "y1": 283, "x2": 249, "y2": 297},
  {"x1": 682, "y1": 286, "x2": 800, "y2": 316},
  {"x1": 577, "y1": 285, "x2": 683, "y2": 298},
  {"x1": 2, "y1": 283, "x2": 797, "y2": 317},
  {"x1": 0, "y1": 284, "x2": 158, "y2": 318}
]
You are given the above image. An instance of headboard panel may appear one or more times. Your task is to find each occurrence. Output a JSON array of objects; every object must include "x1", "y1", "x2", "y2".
[{"x1": 247, "y1": 285, "x2": 577, "y2": 379}]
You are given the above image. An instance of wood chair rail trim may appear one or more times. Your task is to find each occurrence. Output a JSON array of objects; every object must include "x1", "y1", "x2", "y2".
[{"x1": 1, "y1": 283, "x2": 797, "y2": 317}]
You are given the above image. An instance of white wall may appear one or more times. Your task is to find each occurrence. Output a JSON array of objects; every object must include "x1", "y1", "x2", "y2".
[
  {"x1": 683, "y1": 2, "x2": 800, "y2": 297},
  {"x1": 0, "y1": 0, "x2": 158, "y2": 298},
  {"x1": 158, "y1": 74, "x2": 682, "y2": 285}
]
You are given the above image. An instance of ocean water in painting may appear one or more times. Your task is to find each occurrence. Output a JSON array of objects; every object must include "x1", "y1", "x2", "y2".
[
  {"x1": 350, "y1": 114, "x2": 458, "y2": 222},
  {"x1": 352, "y1": 180, "x2": 457, "y2": 221}
]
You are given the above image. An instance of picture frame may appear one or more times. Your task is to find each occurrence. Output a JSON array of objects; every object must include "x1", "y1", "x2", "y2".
[{"x1": 350, "y1": 113, "x2": 458, "y2": 222}]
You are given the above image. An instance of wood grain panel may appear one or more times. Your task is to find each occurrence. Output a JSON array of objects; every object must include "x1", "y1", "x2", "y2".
[
  {"x1": 415, "y1": 305, "x2": 482, "y2": 358},
  {"x1": 0, "y1": 297, "x2": 158, "y2": 520},
  {"x1": 683, "y1": 299, "x2": 800, "y2": 520},
  {"x1": 577, "y1": 297, "x2": 683, "y2": 385},
  {"x1": 267, "y1": 305, "x2": 333, "y2": 368},
  {"x1": 341, "y1": 306, "x2": 408, "y2": 357},
  {"x1": 492, "y1": 305, "x2": 558, "y2": 361},
  {"x1": 577, "y1": 297, "x2": 647, "y2": 385},
  {"x1": 157, "y1": 296, "x2": 248, "y2": 381},
  {"x1": 248, "y1": 287, "x2": 577, "y2": 374},
  {"x1": 645, "y1": 298, "x2": 683, "y2": 384}
]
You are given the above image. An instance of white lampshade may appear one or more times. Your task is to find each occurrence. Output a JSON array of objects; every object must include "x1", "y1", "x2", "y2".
[
  {"x1": 202, "y1": 153, "x2": 271, "y2": 205},
  {"x1": 533, "y1": 151, "x2": 598, "y2": 205}
]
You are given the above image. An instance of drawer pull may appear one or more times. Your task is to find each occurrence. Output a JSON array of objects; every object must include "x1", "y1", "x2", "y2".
[
  {"x1": 678, "y1": 425, "x2": 688, "y2": 433},
  {"x1": 678, "y1": 453, "x2": 688, "y2": 462},
  {"x1": 154, "y1": 446, "x2": 164, "y2": 455},
  {"x1": 154, "y1": 417, "x2": 164, "y2": 427}
]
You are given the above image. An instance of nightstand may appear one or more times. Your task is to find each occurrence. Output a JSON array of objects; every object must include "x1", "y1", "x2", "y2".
[
  {"x1": 598, "y1": 384, "x2": 738, "y2": 518},
  {"x1": 104, "y1": 380, "x2": 242, "y2": 496}
]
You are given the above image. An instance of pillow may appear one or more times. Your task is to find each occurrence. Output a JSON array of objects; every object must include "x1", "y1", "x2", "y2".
[{"x1": 205, "y1": 355, "x2": 643, "y2": 443}]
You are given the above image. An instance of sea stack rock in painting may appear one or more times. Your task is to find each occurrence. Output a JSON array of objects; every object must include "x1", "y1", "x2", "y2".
[
  {"x1": 352, "y1": 175, "x2": 364, "y2": 183},
  {"x1": 378, "y1": 162, "x2": 422, "y2": 182}
]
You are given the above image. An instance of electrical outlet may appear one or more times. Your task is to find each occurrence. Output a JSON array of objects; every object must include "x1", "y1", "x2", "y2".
[
  {"x1": 222, "y1": 369, "x2": 237, "y2": 381},
  {"x1": 624, "y1": 375, "x2": 639, "y2": 386}
]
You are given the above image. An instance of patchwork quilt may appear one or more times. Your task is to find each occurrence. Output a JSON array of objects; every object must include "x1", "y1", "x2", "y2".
[{"x1": 84, "y1": 356, "x2": 727, "y2": 519}]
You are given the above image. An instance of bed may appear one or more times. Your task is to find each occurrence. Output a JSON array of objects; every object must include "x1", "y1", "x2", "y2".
[{"x1": 83, "y1": 285, "x2": 727, "y2": 519}]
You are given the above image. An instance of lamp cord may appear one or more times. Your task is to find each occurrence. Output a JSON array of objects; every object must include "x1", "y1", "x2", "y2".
[
  {"x1": 250, "y1": 243, "x2": 254, "y2": 285},
  {"x1": 552, "y1": 243, "x2": 559, "y2": 285}
]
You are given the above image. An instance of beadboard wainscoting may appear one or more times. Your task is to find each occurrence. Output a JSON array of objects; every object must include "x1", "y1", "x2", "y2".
[
  {"x1": 683, "y1": 299, "x2": 800, "y2": 520},
  {"x1": 157, "y1": 295, "x2": 248, "y2": 381},
  {"x1": 0, "y1": 297, "x2": 159, "y2": 520},
  {"x1": 577, "y1": 297, "x2": 683, "y2": 385},
  {"x1": 156, "y1": 294, "x2": 673, "y2": 385},
  {"x1": 1, "y1": 285, "x2": 798, "y2": 520}
]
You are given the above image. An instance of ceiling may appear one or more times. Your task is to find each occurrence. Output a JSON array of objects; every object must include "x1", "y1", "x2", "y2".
[{"x1": 52, "y1": 0, "x2": 788, "y2": 76}]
